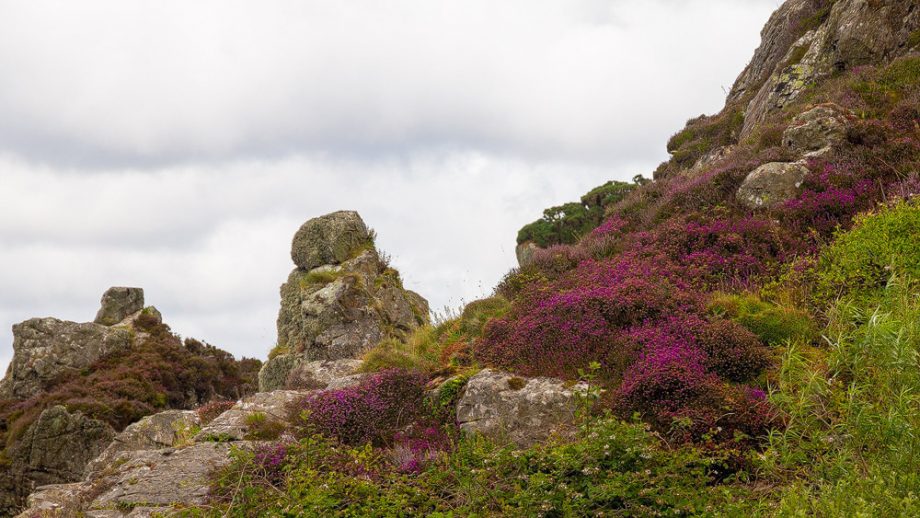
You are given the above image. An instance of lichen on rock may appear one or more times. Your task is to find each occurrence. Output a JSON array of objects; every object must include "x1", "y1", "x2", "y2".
[{"x1": 264, "y1": 211, "x2": 429, "y2": 391}]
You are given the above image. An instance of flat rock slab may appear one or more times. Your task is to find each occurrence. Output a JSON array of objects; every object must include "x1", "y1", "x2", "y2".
[
  {"x1": 87, "y1": 410, "x2": 200, "y2": 477},
  {"x1": 195, "y1": 390, "x2": 306, "y2": 441},
  {"x1": 89, "y1": 442, "x2": 246, "y2": 510}
]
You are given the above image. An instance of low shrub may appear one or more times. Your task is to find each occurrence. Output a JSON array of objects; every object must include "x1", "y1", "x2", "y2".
[
  {"x1": 291, "y1": 368, "x2": 427, "y2": 446},
  {"x1": 708, "y1": 292, "x2": 817, "y2": 345},
  {"x1": 815, "y1": 200, "x2": 920, "y2": 304},
  {"x1": 196, "y1": 400, "x2": 236, "y2": 426}
]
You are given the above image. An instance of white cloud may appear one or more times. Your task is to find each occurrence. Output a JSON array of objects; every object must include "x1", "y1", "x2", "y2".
[
  {"x1": 0, "y1": 151, "x2": 632, "y2": 362},
  {"x1": 0, "y1": 0, "x2": 780, "y2": 372},
  {"x1": 0, "y1": 0, "x2": 775, "y2": 165}
]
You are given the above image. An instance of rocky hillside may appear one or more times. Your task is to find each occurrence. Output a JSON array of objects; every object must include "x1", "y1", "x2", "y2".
[
  {"x1": 0, "y1": 289, "x2": 260, "y2": 516},
  {"x1": 9, "y1": 0, "x2": 920, "y2": 516}
]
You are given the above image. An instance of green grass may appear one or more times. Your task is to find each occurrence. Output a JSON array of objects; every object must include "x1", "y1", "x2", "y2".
[
  {"x1": 815, "y1": 200, "x2": 920, "y2": 305},
  {"x1": 761, "y1": 277, "x2": 920, "y2": 515}
]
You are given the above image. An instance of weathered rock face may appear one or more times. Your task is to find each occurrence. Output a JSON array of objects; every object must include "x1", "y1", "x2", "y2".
[
  {"x1": 85, "y1": 410, "x2": 200, "y2": 477},
  {"x1": 735, "y1": 0, "x2": 920, "y2": 137},
  {"x1": 259, "y1": 357, "x2": 362, "y2": 392},
  {"x1": 291, "y1": 210, "x2": 372, "y2": 270},
  {"x1": 94, "y1": 287, "x2": 145, "y2": 326},
  {"x1": 18, "y1": 442, "x2": 251, "y2": 517},
  {"x1": 195, "y1": 390, "x2": 303, "y2": 441},
  {"x1": 0, "y1": 318, "x2": 132, "y2": 399},
  {"x1": 10, "y1": 406, "x2": 115, "y2": 493},
  {"x1": 737, "y1": 161, "x2": 810, "y2": 209},
  {"x1": 266, "y1": 211, "x2": 429, "y2": 390},
  {"x1": 456, "y1": 369, "x2": 587, "y2": 447},
  {"x1": 515, "y1": 241, "x2": 540, "y2": 268},
  {"x1": 783, "y1": 103, "x2": 851, "y2": 154}
]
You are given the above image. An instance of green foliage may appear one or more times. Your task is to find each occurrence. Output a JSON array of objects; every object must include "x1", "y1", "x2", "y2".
[
  {"x1": 665, "y1": 108, "x2": 744, "y2": 170},
  {"x1": 760, "y1": 278, "x2": 920, "y2": 515},
  {"x1": 815, "y1": 200, "x2": 920, "y2": 304},
  {"x1": 360, "y1": 296, "x2": 510, "y2": 374},
  {"x1": 193, "y1": 417, "x2": 758, "y2": 517},
  {"x1": 516, "y1": 181, "x2": 634, "y2": 247},
  {"x1": 709, "y1": 292, "x2": 817, "y2": 346},
  {"x1": 244, "y1": 412, "x2": 286, "y2": 441},
  {"x1": 360, "y1": 326, "x2": 447, "y2": 374}
]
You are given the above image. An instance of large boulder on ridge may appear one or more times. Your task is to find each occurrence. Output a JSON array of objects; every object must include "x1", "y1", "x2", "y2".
[
  {"x1": 94, "y1": 287, "x2": 145, "y2": 326},
  {"x1": 0, "y1": 317, "x2": 132, "y2": 399},
  {"x1": 264, "y1": 211, "x2": 429, "y2": 391},
  {"x1": 291, "y1": 210, "x2": 372, "y2": 270}
]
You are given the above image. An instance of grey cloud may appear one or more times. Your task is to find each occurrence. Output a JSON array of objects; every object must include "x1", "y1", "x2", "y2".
[{"x1": 0, "y1": 0, "x2": 776, "y2": 168}]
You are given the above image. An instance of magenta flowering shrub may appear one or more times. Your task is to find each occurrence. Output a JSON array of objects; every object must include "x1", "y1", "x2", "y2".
[
  {"x1": 611, "y1": 346, "x2": 775, "y2": 444},
  {"x1": 292, "y1": 368, "x2": 427, "y2": 446},
  {"x1": 253, "y1": 442, "x2": 290, "y2": 484},
  {"x1": 391, "y1": 424, "x2": 452, "y2": 474},
  {"x1": 477, "y1": 257, "x2": 696, "y2": 380}
]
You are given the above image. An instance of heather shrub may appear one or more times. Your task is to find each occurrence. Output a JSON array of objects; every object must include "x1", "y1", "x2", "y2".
[
  {"x1": 815, "y1": 200, "x2": 920, "y2": 304},
  {"x1": 477, "y1": 259, "x2": 694, "y2": 380},
  {"x1": 709, "y1": 292, "x2": 817, "y2": 345},
  {"x1": 695, "y1": 319, "x2": 769, "y2": 383},
  {"x1": 666, "y1": 108, "x2": 744, "y2": 169},
  {"x1": 612, "y1": 345, "x2": 774, "y2": 444},
  {"x1": 0, "y1": 323, "x2": 259, "y2": 451},
  {"x1": 291, "y1": 368, "x2": 427, "y2": 446},
  {"x1": 196, "y1": 400, "x2": 236, "y2": 426}
]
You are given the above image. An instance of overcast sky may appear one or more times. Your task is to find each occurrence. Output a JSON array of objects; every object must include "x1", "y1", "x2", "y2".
[{"x1": 0, "y1": 0, "x2": 780, "y2": 372}]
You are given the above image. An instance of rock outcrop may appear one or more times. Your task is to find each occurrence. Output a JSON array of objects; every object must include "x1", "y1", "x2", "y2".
[
  {"x1": 263, "y1": 211, "x2": 429, "y2": 391},
  {"x1": 737, "y1": 161, "x2": 811, "y2": 209},
  {"x1": 0, "y1": 318, "x2": 132, "y2": 400},
  {"x1": 258, "y1": 357, "x2": 363, "y2": 392},
  {"x1": 6, "y1": 406, "x2": 115, "y2": 507},
  {"x1": 456, "y1": 369, "x2": 587, "y2": 447},
  {"x1": 85, "y1": 410, "x2": 200, "y2": 477},
  {"x1": 94, "y1": 287, "x2": 145, "y2": 326},
  {"x1": 18, "y1": 442, "x2": 251, "y2": 517},
  {"x1": 515, "y1": 241, "x2": 540, "y2": 268},
  {"x1": 733, "y1": 0, "x2": 920, "y2": 137},
  {"x1": 782, "y1": 103, "x2": 851, "y2": 155}
]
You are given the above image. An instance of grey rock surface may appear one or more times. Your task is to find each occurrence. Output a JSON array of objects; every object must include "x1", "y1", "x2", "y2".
[
  {"x1": 456, "y1": 369, "x2": 587, "y2": 447},
  {"x1": 94, "y1": 287, "x2": 145, "y2": 326},
  {"x1": 258, "y1": 357, "x2": 362, "y2": 392},
  {"x1": 85, "y1": 410, "x2": 200, "y2": 477},
  {"x1": 0, "y1": 318, "x2": 132, "y2": 399},
  {"x1": 195, "y1": 390, "x2": 304, "y2": 441},
  {"x1": 736, "y1": 0, "x2": 919, "y2": 137},
  {"x1": 270, "y1": 213, "x2": 429, "y2": 387},
  {"x1": 291, "y1": 210, "x2": 371, "y2": 270},
  {"x1": 515, "y1": 242, "x2": 540, "y2": 268},
  {"x1": 737, "y1": 161, "x2": 810, "y2": 209},
  {"x1": 11, "y1": 406, "x2": 115, "y2": 488},
  {"x1": 783, "y1": 103, "x2": 851, "y2": 155}
]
